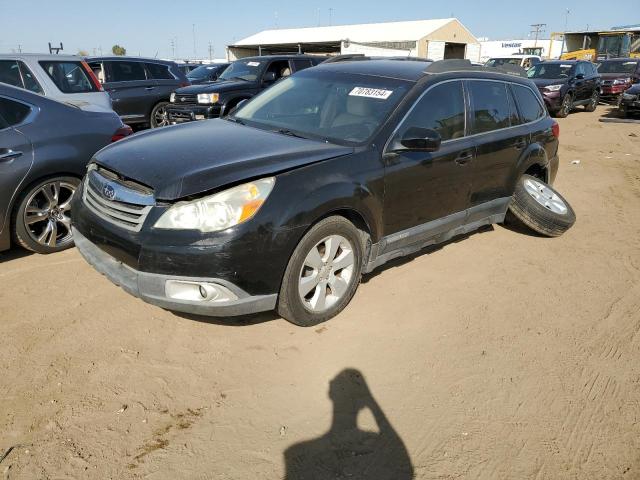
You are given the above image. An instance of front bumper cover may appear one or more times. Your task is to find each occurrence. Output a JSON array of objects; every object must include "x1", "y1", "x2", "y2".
[{"x1": 73, "y1": 227, "x2": 277, "y2": 317}]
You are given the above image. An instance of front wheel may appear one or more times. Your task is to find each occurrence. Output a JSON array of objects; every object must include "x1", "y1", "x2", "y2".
[
  {"x1": 150, "y1": 102, "x2": 170, "y2": 128},
  {"x1": 12, "y1": 176, "x2": 80, "y2": 253},
  {"x1": 277, "y1": 216, "x2": 366, "y2": 326},
  {"x1": 585, "y1": 90, "x2": 599, "y2": 112},
  {"x1": 555, "y1": 93, "x2": 573, "y2": 118}
]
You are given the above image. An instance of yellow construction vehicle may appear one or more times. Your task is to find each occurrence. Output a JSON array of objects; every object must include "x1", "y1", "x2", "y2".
[{"x1": 552, "y1": 30, "x2": 640, "y2": 61}]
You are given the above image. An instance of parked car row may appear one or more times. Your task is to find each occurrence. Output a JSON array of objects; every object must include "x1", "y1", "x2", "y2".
[{"x1": 485, "y1": 55, "x2": 640, "y2": 118}]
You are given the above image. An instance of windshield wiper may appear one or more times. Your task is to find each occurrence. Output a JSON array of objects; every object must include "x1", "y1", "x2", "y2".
[
  {"x1": 274, "y1": 128, "x2": 307, "y2": 139},
  {"x1": 226, "y1": 116, "x2": 245, "y2": 125}
]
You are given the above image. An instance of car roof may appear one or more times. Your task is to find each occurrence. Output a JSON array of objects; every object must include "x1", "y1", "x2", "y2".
[
  {"x1": 0, "y1": 53, "x2": 85, "y2": 61},
  {"x1": 314, "y1": 59, "x2": 430, "y2": 81},
  {"x1": 86, "y1": 56, "x2": 177, "y2": 65},
  {"x1": 541, "y1": 60, "x2": 579, "y2": 64}
]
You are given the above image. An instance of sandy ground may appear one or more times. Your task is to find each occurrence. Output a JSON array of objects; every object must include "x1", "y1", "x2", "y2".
[{"x1": 1, "y1": 105, "x2": 639, "y2": 480}]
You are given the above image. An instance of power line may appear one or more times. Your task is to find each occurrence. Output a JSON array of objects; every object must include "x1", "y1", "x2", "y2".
[{"x1": 530, "y1": 23, "x2": 546, "y2": 48}]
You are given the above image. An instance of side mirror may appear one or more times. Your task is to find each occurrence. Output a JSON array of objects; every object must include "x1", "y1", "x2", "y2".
[
  {"x1": 393, "y1": 127, "x2": 442, "y2": 152},
  {"x1": 262, "y1": 71, "x2": 277, "y2": 83},
  {"x1": 575, "y1": 73, "x2": 585, "y2": 80}
]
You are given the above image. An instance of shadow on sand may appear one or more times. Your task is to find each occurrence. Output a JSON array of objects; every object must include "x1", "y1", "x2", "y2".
[{"x1": 283, "y1": 369, "x2": 413, "y2": 480}]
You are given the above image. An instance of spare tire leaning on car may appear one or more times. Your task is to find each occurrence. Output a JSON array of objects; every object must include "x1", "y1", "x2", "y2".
[{"x1": 508, "y1": 174, "x2": 576, "y2": 237}]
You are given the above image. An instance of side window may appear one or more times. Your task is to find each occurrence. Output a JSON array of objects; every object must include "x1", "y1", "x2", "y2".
[
  {"x1": 88, "y1": 61, "x2": 105, "y2": 83},
  {"x1": 145, "y1": 62, "x2": 173, "y2": 80},
  {"x1": 109, "y1": 61, "x2": 147, "y2": 82},
  {"x1": 530, "y1": 57, "x2": 541, "y2": 66},
  {"x1": 468, "y1": 80, "x2": 511, "y2": 134},
  {"x1": 0, "y1": 97, "x2": 32, "y2": 126},
  {"x1": 264, "y1": 60, "x2": 291, "y2": 81},
  {"x1": 18, "y1": 62, "x2": 43, "y2": 93},
  {"x1": 292, "y1": 59, "x2": 312, "y2": 72},
  {"x1": 511, "y1": 84, "x2": 545, "y2": 123},
  {"x1": 398, "y1": 80, "x2": 466, "y2": 141},
  {"x1": 0, "y1": 60, "x2": 22, "y2": 88},
  {"x1": 575, "y1": 63, "x2": 586, "y2": 77}
]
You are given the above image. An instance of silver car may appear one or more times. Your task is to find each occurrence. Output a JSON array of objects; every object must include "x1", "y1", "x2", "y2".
[{"x1": 0, "y1": 54, "x2": 112, "y2": 110}]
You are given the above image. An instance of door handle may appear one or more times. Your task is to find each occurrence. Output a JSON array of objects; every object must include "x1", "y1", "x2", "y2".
[
  {"x1": 455, "y1": 151, "x2": 473, "y2": 166},
  {"x1": 0, "y1": 150, "x2": 22, "y2": 162},
  {"x1": 145, "y1": 86, "x2": 156, "y2": 91}
]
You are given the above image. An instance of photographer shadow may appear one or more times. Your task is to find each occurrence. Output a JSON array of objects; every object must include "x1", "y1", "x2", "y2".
[{"x1": 284, "y1": 369, "x2": 413, "y2": 480}]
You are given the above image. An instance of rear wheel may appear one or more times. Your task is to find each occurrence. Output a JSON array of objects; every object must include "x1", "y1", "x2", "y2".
[
  {"x1": 555, "y1": 93, "x2": 573, "y2": 118},
  {"x1": 12, "y1": 176, "x2": 80, "y2": 253},
  {"x1": 508, "y1": 174, "x2": 576, "y2": 237},
  {"x1": 584, "y1": 90, "x2": 599, "y2": 112},
  {"x1": 277, "y1": 216, "x2": 366, "y2": 326},
  {"x1": 150, "y1": 102, "x2": 170, "y2": 128}
]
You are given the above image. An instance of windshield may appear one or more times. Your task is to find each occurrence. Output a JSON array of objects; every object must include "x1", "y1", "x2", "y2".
[
  {"x1": 527, "y1": 63, "x2": 574, "y2": 79},
  {"x1": 598, "y1": 60, "x2": 639, "y2": 74},
  {"x1": 232, "y1": 71, "x2": 411, "y2": 144},
  {"x1": 187, "y1": 64, "x2": 226, "y2": 80},
  {"x1": 486, "y1": 58, "x2": 522, "y2": 67},
  {"x1": 218, "y1": 59, "x2": 264, "y2": 81},
  {"x1": 598, "y1": 35, "x2": 629, "y2": 56}
]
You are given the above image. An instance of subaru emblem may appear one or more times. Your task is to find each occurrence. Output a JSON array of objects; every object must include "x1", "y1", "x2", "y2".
[{"x1": 102, "y1": 184, "x2": 116, "y2": 200}]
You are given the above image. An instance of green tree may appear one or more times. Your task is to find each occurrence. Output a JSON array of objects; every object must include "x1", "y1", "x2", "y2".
[{"x1": 111, "y1": 45, "x2": 126, "y2": 56}]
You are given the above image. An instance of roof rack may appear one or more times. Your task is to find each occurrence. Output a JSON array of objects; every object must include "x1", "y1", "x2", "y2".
[
  {"x1": 424, "y1": 59, "x2": 528, "y2": 78},
  {"x1": 323, "y1": 54, "x2": 432, "y2": 64}
]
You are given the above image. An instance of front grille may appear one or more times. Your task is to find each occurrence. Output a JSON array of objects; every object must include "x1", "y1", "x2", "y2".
[
  {"x1": 173, "y1": 93, "x2": 197, "y2": 104},
  {"x1": 82, "y1": 169, "x2": 153, "y2": 232}
]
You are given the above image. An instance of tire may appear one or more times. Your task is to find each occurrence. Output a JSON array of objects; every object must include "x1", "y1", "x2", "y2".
[
  {"x1": 555, "y1": 93, "x2": 573, "y2": 118},
  {"x1": 584, "y1": 90, "x2": 599, "y2": 112},
  {"x1": 150, "y1": 102, "x2": 170, "y2": 128},
  {"x1": 619, "y1": 106, "x2": 628, "y2": 118},
  {"x1": 12, "y1": 176, "x2": 80, "y2": 254},
  {"x1": 508, "y1": 174, "x2": 576, "y2": 238},
  {"x1": 277, "y1": 216, "x2": 366, "y2": 326}
]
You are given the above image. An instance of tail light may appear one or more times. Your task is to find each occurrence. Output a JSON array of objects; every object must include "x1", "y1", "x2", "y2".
[
  {"x1": 81, "y1": 60, "x2": 104, "y2": 92},
  {"x1": 551, "y1": 120, "x2": 560, "y2": 138},
  {"x1": 111, "y1": 125, "x2": 133, "y2": 142}
]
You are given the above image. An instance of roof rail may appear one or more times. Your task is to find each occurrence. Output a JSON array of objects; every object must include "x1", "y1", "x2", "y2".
[{"x1": 424, "y1": 59, "x2": 528, "y2": 78}]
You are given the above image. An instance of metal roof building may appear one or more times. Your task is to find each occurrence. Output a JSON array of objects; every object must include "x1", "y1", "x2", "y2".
[{"x1": 227, "y1": 18, "x2": 480, "y2": 62}]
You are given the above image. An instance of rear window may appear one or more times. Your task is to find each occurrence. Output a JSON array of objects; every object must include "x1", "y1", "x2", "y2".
[
  {"x1": 108, "y1": 61, "x2": 147, "y2": 82},
  {"x1": 39, "y1": 61, "x2": 98, "y2": 93},
  {"x1": 145, "y1": 62, "x2": 174, "y2": 80},
  {"x1": 511, "y1": 84, "x2": 545, "y2": 123},
  {"x1": 0, "y1": 97, "x2": 32, "y2": 126}
]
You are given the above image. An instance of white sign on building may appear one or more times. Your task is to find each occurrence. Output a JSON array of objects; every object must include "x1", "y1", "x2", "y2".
[{"x1": 479, "y1": 39, "x2": 564, "y2": 62}]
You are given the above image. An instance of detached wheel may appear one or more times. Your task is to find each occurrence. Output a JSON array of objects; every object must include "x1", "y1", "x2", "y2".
[
  {"x1": 555, "y1": 93, "x2": 573, "y2": 118},
  {"x1": 150, "y1": 102, "x2": 170, "y2": 128},
  {"x1": 509, "y1": 174, "x2": 576, "y2": 237},
  {"x1": 12, "y1": 177, "x2": 80, "y2": 253},
  {"x1": 278, "y1": 216, "x2": 365, "y2": 326},
  {"x1": 585, "y1": 90, "x2": 599, "y2": 112}
]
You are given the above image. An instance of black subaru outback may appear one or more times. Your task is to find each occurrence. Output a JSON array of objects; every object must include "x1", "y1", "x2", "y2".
[
  {"x1": 72, "y1": 59, "x2": 574, "y2": 326},
  {"x1": 165, "y1": 55, "x2": 322, "y2": 123}
]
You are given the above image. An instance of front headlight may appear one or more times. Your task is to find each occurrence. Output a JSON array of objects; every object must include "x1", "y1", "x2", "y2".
[
  {"x1": 622, "y1": 92, "x2": 637, "y2": 100},
  {"x1": 544, "y1": 84, "x2": 563, "y2": 92},
  {"x1": 197, "y1": 93, "x2": 219, "y2": 104},
  {"x1": 170, "y1": 92, "x2": 176, "y2": 103},
  {"x1": 154, "y1": 177, "x2": 275, "y2": 232},
  {"x1": 613, "y1": 78, "x2": 631, "y2": 85}
]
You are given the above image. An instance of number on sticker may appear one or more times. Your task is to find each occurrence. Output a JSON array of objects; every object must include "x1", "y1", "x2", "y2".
[{"x1": 349, "y1": 87, "x2": 393, "y2": 99}]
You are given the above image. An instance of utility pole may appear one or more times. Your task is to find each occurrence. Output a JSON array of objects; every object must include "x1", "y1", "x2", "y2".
[
  {"x1": 192, "y1": 24, "x2": 196, "y2": 58},
  {"x1": 316, "y1": 8, "x2": 321, "y2": 26},
  {"x1": 530, "y1": 23, "x2": 546, "y2": 48},
  {"x1": 208, "y1": 42, "x2": 214, "y2": 61},
  {"x1": 329, "y1": 8, "x2": 333, "y2": 26},
  {"x1": 17, "y1": 44, "x2": 22, "y2": 53}
]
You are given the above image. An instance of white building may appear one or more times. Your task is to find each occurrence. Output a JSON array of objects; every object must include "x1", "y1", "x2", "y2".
[
  {"x1": 479, "y1": 39, "x2": 564, "y2": 62},
  {"x1": 227, "y1": 18, "x2": 481, "y2": 62}
]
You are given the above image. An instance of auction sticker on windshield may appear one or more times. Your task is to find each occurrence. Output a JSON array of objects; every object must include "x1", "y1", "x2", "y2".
[
  {"x1": 349, "y1": 87, "x2": 393, "y2": 99},
  {"x1": 247, "y1": 62, "x2": 261, "y2": 67}
]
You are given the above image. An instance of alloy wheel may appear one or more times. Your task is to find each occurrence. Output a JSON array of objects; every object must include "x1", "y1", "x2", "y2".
[
  {"x1": 298, "y1": 234, "x2": 355, "y2": 313},
  {"x1": 22, "y1": 180, "x2": 76, "y2": 248},
  {"x1": 153, "y1": 105, "x2": 169, "y2": 127},
  {"x1": 523, "y1": 178, "x2": 568, "y2": 215}
]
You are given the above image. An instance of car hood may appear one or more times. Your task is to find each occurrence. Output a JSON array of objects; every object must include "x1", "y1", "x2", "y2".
[
  {"x1": 175, "y1": 79, "x2": 256, "y2": 94},
  {"x1": 626, "y1": 83, "x2": 640, "y2": 94},
  {"x1": 532, "y1": 78, "x2": 568, "y2": 88},
  {"x1": 93, "y1": 119, "x2": 353, "y2": 201}
]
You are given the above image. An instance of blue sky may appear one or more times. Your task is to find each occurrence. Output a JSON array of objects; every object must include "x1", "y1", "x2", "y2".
[{"x1": 0, "y1": 0, "x2": 633, "y2": 59}]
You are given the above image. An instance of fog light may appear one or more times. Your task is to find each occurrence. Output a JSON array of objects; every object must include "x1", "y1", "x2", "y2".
[{"x1": 165, "y1": 280, "x2": 238, "y2": 303}]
